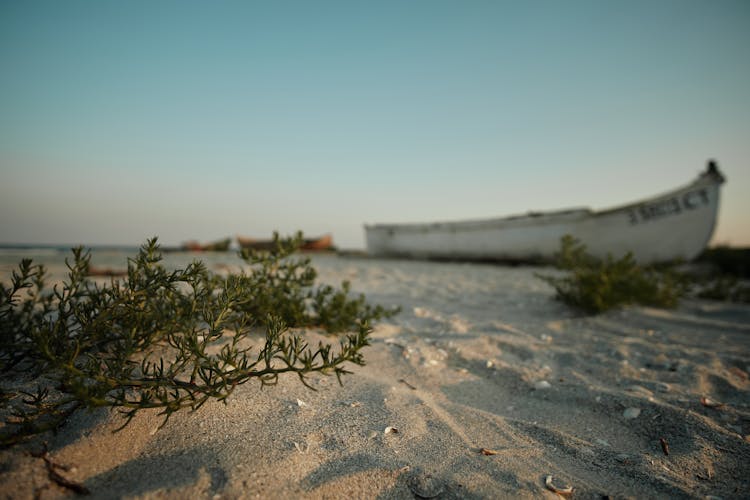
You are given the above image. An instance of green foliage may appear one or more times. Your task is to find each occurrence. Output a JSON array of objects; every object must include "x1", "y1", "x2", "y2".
[
  {"x1": 538, "y1": 235, "x2": 689, "y2": 314},
  {"x1": 237, "y1": 232, "x2": 399, "y2": 333},
  {"x1": 0, "y1": 235, "x2": 398, "y2": 447}
]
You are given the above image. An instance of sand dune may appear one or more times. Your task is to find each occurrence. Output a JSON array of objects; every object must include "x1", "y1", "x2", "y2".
[{"x1": 1, "y1": 255, "x2": 749, "y2": 498}]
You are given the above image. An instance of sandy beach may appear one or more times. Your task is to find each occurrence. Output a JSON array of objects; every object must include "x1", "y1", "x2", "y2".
[{"x1": 1, "y1": 252, "x2": 749, "y2": 499}]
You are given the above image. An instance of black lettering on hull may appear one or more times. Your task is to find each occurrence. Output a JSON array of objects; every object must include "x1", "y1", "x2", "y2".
[{"x1": 628, "y1": 188, "x2": 709, "y2": 225}]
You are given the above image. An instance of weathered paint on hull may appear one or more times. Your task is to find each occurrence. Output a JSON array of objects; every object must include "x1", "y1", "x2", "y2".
[{"x1": 365, "y1": 164, "x2": 724, "y2": 264}]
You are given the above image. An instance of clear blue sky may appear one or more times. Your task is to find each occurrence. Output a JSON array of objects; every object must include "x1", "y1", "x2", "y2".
[{"x1": 1, "y1": 0, "x2": 748, "y2": 249}]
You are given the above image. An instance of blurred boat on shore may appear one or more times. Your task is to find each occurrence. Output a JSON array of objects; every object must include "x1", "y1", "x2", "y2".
[
  {"x1": 181, "y1": 237, "x2": 231, "y2": 252},
  {"x1": 365, "y1": 161, "x2": 725, "y2": 264},
  {"x1": 237, "y1": 234, "x2": 334, "y2": 252}
]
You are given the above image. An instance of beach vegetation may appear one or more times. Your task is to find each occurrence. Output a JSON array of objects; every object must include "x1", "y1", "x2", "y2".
[
  {"x1": 538, "y1": 235, "x2": 689, "y2": 313},
  {"x1": 0, "y1": 234, "x2": 398, "y2": 447}
]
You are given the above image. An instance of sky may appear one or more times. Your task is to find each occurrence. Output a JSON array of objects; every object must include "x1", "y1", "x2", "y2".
[{"x1": 1, "y1": 0, "x2": 749, "y2": 249}]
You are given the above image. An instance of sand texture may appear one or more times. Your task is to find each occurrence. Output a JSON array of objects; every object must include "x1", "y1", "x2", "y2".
[{"x1": 1, "y1": 254, "x2": 749, "y2": 499}]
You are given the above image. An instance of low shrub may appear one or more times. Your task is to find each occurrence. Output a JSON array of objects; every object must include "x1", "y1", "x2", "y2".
[
  {"x1": 538, "y1": 236, "x2": 689, "y2": 314},
  {"x1": 0, "y1": 234, "x2": 398, "y2": 447}
]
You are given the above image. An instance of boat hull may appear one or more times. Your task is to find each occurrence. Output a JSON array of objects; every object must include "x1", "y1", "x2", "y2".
[
  {"x1": 365, "y1": 164, "x2": 724, "y2": 264},
  {"x1": 237, "y1": 234, "x2": 334, "y2": 252},
  {"x1": 181, "y1": 238, "x2": 231, "y2": 252}
]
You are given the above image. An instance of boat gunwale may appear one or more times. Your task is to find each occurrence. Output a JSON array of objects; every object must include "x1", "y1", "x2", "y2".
[{"x1": 365, "y1": 167, "x2": 723, "y2": 234}]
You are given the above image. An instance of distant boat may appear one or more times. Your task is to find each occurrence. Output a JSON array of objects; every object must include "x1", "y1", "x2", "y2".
[
  {"x1": 181, "y1": 237, "x2": 231, "y2": 252},
  {"x1": 237, "y1": 234, "x2": 335, "y2": 252},
  {"x1": 365, "y1": 161, "x2": 725, "y2": 264}
]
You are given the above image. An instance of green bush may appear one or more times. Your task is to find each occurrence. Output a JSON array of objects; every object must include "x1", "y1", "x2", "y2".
[
  {"x1": 237, "y1": 232, "x2": 398, "y2": 333},
  {"x1": 0, "y1": 234, "x2": 398, "y2": 447},
  {"x1": 538, "y1": 235, "x2": 689, "y2": 313}
]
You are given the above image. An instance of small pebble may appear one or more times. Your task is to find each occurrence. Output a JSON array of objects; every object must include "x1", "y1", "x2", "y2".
[
  {"x1": 534, "y1": 380, "x2": 552, "y2": 390},
  {"x1": 623, "y1": 407, "x2": 641, "y2": 419}
]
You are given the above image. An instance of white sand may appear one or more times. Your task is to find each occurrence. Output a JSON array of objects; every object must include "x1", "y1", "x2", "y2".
[{"x1": 1, "y1": 253, "x2": 749, "y2": 498}]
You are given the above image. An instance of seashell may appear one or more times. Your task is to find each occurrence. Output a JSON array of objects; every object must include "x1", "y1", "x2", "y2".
[
  {"x1": 545, "y1": 475, "x2": 573, "y2": 496},
  {"x1": 534, "y1": 380, "x2": 552, "y2": 390},
  {"x1": 479, "y1": 448, "x2": 498, "y2": 455},
  {"x1": 700, "y1": 396, "x2": 725, "y2": 409},
  {"x1": 384, "y1": 426, "x2": 399, "y2": 435},
  {"x1": 656, "y1": 382, "x2": 671, "y2": 392},
  {"x1": 296, "y1": 398, "x2": 308, "y2": 408},
  {"x1": 293, "y1": 441, "x2": 309, "y2": 453}
]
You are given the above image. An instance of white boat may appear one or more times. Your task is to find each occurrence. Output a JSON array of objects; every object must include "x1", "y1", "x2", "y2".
[{"x1": 364, "y1": 161, "x2": 725, "y2": 264}]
